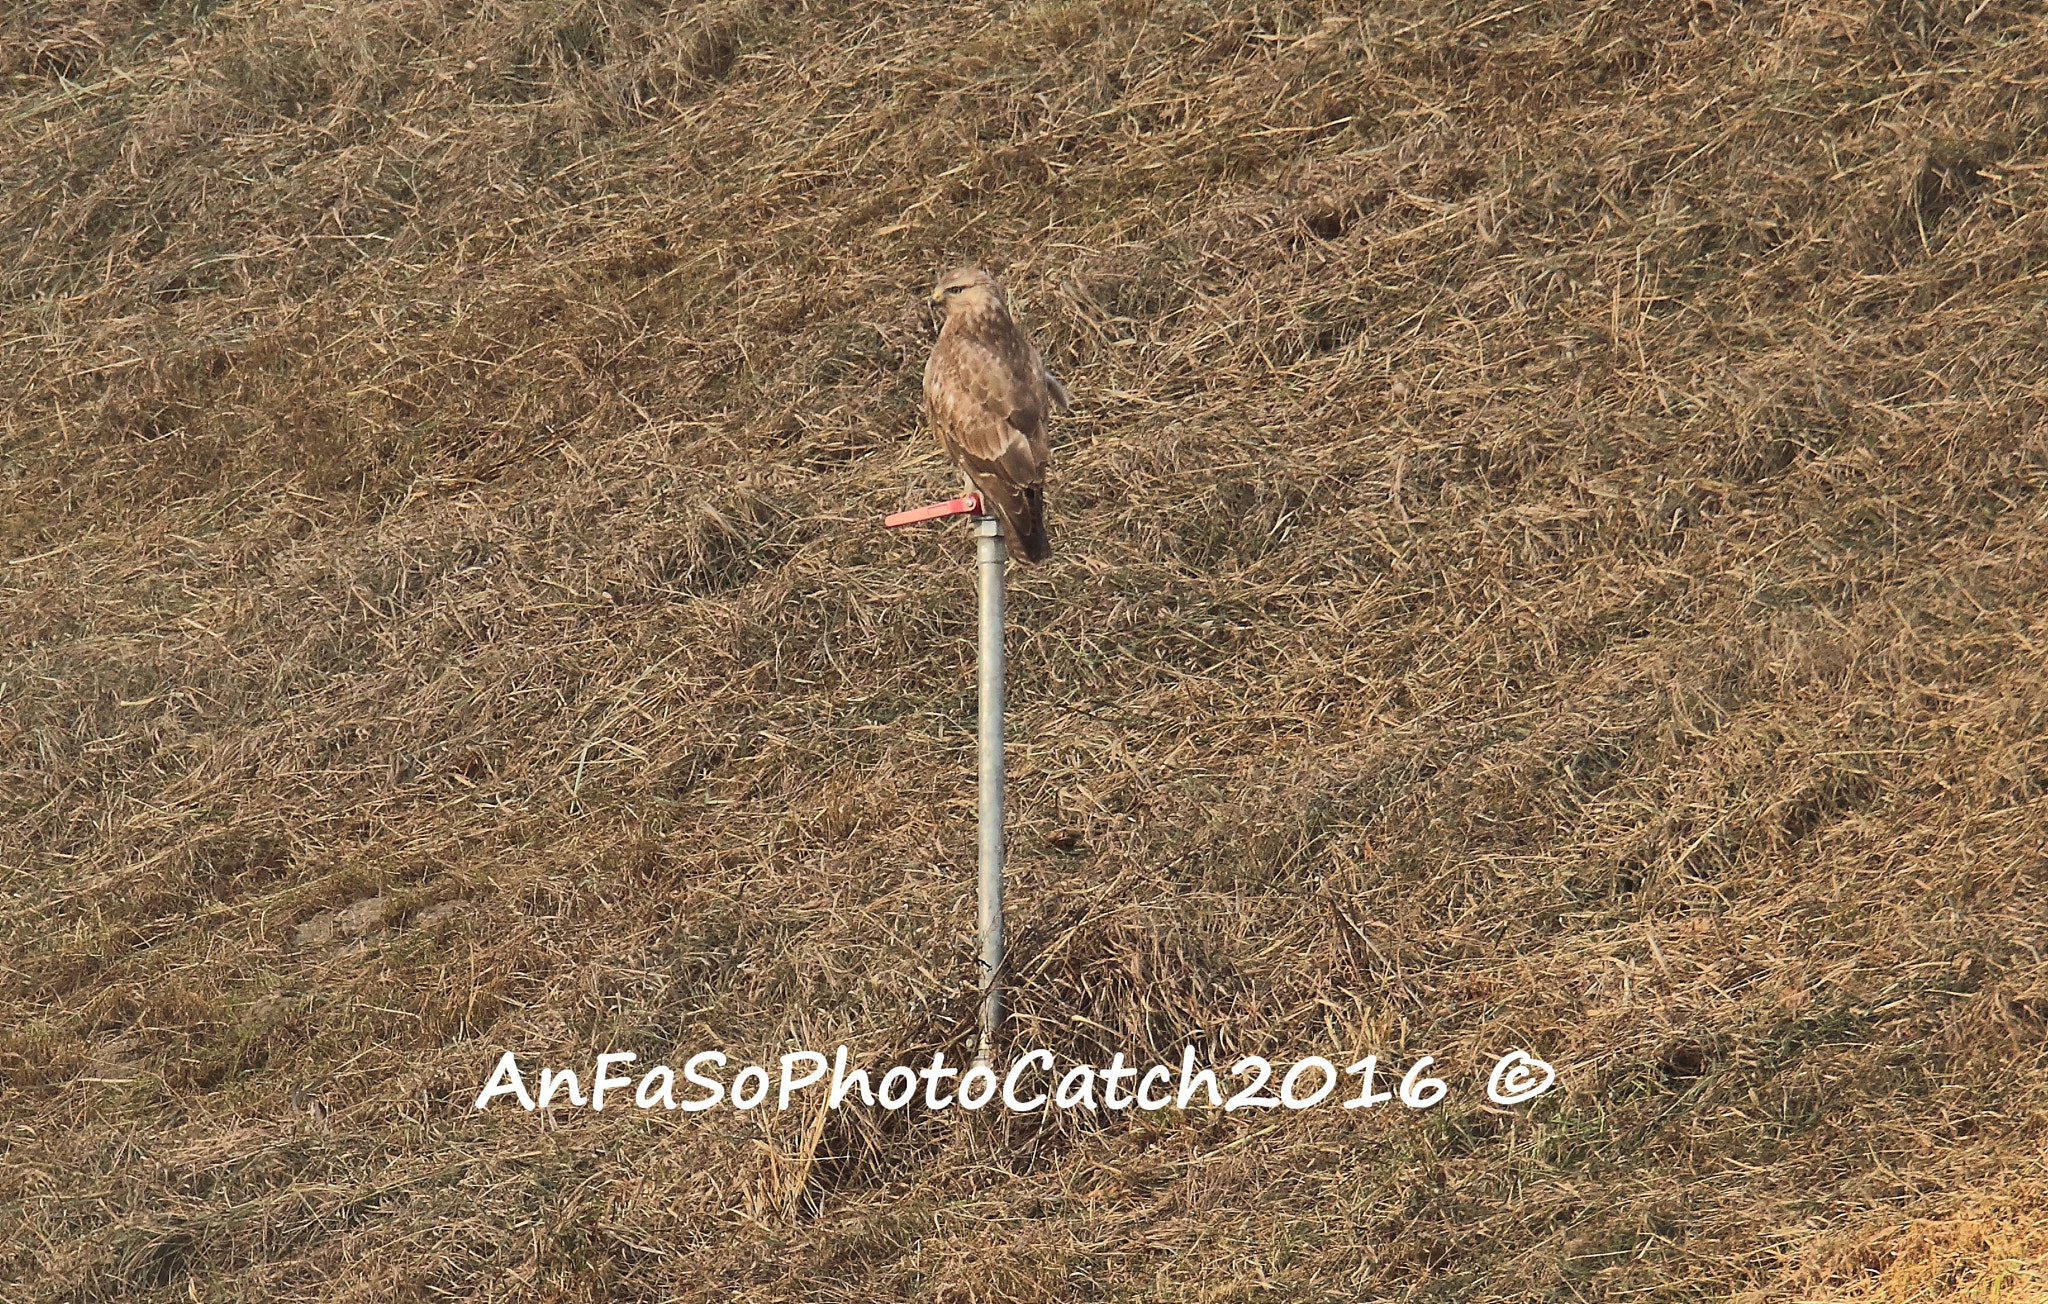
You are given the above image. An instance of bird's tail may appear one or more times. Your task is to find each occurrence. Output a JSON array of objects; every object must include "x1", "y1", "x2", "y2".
[{"x1": 1004, "y1": 485, "x2": 1051, "y2": 563}]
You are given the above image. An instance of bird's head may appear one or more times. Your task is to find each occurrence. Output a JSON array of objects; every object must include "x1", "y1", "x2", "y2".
[{"x1": 930, "y1": 267, "x2": 1004, "y2": 317}]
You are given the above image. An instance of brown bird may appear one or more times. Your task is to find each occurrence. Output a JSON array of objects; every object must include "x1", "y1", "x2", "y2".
[{"x1": 923, "y1": 267, "x2": 1069, "y2": 562}]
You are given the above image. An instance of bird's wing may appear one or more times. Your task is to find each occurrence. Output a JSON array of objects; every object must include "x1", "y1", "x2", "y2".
[
  {"x1": 924, "y1": 317, "x2": 1053, "y2": 561},
  {"x1": 924, "y1": 322, "x2": 1048, "y2": 484},
  {"x1": 1042, "y1": 365, "x2": 1071, "y2": 414}
]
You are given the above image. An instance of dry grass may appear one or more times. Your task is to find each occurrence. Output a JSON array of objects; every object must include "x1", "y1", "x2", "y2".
[{"x1": 3, "y1": 0, "x2": 2047, "y2": 1300}]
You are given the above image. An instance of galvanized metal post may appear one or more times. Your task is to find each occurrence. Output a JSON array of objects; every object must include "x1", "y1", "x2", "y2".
[{"x1": 975, "y1": 516, "x2": 1006, "y2": 1062}]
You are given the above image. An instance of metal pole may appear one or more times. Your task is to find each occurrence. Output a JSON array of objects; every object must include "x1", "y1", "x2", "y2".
[{"x1": 975, "y1": 516, "x2": 1006, "y2": 1063}]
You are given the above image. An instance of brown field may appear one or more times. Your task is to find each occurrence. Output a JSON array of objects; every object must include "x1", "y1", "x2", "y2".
[{"x1": 4, "y1": 1, "x2": 2047, "y2": 1300}]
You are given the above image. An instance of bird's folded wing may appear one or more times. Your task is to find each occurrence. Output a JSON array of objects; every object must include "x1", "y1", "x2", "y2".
[
  {"x1": 927, "y1": 336, "x2": 1048, "y2": 480},
  {"x1": 1043, "y1": 368, "x2": 1072, "y2": 414}
]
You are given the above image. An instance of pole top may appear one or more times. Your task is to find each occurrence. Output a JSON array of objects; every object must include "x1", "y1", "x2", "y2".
[
  {"x1": 883, "y1": 493, "x2": 982, "y2": 528},
  {"x1": 975, "y1": 517, "x2": 1003, "y2": 539}
]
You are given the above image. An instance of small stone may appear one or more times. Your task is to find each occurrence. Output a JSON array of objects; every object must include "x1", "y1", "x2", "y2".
[
  {"x1": 293, "y1": 913, "x2": 336, "y2": 947},
  {"x1": 334, "y1": 896, "x2": 391, "y2": 935},
  {"x1": 294, "y1": 895, "x2": 392, "y2": 947},
  {"x1": 414, "y1": 900, "x2": 463, "y2": 928}
]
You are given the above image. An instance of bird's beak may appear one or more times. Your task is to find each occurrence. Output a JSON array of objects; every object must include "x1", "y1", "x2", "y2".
[{"x1": 929, "y1": 291, "x2": 945, "y2": 306}]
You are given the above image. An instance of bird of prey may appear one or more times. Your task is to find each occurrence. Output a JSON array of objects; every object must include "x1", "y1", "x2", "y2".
[{"x1": 923, "y1": 267, "x2": 1069, "y2": 563}]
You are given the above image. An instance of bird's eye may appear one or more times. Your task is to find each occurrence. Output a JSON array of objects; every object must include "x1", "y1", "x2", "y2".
[{"x1": 945, "y1": 285, "x2": 962, "y2": 295}]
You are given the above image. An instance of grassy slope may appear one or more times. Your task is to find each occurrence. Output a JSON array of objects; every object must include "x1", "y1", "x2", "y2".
[{"x1": 3, "y1": 0, "x2": 2046, "y2": 1299}]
